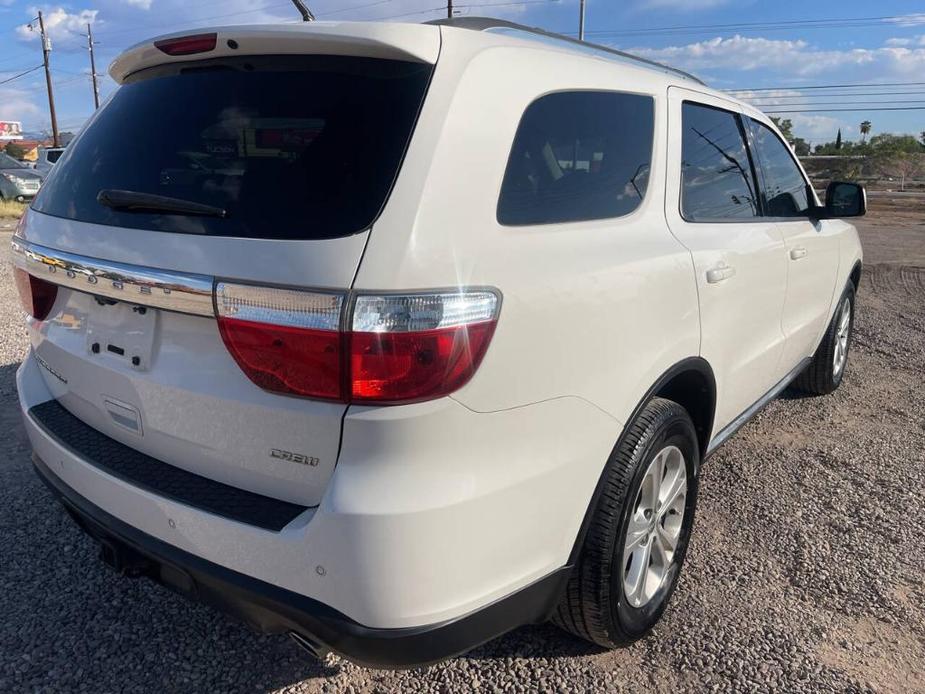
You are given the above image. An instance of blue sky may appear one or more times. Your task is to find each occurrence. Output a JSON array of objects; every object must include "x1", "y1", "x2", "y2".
[{"x1": 1, "y1": 0, "x2": 924, "y2": 145}]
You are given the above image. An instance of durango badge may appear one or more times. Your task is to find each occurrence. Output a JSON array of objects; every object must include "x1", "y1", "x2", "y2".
[{"x1": 270, "y1": 449, "x2": 320, "y2": 467}]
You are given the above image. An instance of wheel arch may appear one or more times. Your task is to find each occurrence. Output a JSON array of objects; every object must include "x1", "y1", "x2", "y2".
[
  {"x1": 849, "y1": 260, "x2": 862, "y2": 291},
  {"x1": 565, "y1": 357, "x2": 716, "y2": 568}
]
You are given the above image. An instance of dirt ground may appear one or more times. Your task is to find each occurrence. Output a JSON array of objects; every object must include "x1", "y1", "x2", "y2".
[
  {"x1": 0, "y1": 200, "x2": 922, "y2": 692},
  {"x1": 858, "y1": 194, "x2": 925, "y2": 266}
]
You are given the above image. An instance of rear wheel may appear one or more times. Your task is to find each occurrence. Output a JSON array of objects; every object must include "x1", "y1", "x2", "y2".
[
  {"x1": 553, "y1": 397, "x2": 699, "y2": 648},
  {"x1": 793, "y1": 284, "x2": 855, "y2": 396}
]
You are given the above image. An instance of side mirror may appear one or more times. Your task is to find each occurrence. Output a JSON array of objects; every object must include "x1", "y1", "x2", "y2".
[{"x1": 822, "y1": 181, "x2": 867, "y2": 218}]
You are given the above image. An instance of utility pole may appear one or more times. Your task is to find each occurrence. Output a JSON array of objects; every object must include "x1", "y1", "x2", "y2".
[
  {"x1": 87, "y1": 23, "x2": 100, "y2": 110},
  {"x1": 447, "y1": 0, "x2": 453, "y2": 19},
  {"x1": 38, "y1": 11, "x2": 60, "y2": 147},
  {"x1": 579, "y1": 0, "x2": 586, "y2": 41}
]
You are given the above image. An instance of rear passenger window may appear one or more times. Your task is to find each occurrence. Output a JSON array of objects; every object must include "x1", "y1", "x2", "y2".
[
  {"x1": 497, "y1": 91, "x2": 654, "y2": 226},
  {"x1": 680, "y1": 102, "x2": 759, "y2": 222},
  {"x1": 748, "y1": 119, "x2": 811, "y2": 217}
]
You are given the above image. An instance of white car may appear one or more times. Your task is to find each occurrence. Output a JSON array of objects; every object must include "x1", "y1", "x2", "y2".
[
  {"x1": 33, "y1": 147, "x2": 66, "y2": 177},
  {"x1": 12, "y1": 19, "x2": 864, "y2": 668}
]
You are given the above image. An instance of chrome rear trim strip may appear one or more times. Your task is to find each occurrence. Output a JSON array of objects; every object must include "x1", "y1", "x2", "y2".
[{"x1": 10, "y1": 236, "x2": 215, "y2": 317}]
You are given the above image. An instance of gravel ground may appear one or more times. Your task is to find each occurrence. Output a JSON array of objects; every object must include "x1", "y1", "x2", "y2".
[{"x1": 1, "y1": 221, "x2": 923, "y2": 692}]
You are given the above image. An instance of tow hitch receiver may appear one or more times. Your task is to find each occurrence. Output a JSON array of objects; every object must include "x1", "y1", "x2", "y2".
[{"x1": 98, "y1": 540, "x2": 152, "y2": 578}]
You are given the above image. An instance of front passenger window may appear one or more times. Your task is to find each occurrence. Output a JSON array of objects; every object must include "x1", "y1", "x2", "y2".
[
  {"x1": 748, "y1": 120, "x2": 811, "y2": 217},
  {"x1": 680, "y1": 102, "x2": 759, "y2": 222}
]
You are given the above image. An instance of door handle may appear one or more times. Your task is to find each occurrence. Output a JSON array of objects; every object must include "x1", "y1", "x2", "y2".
[
  {"x1": 790, "y1": 247, "x2": 808, "y2": 260},
  {"x1": 706, "y1": 264, "x2": 736, "y2": 284}
]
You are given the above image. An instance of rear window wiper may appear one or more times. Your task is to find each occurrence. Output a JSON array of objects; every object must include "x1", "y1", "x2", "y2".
[{"x1": 97, "y1": 189, "x2": 228, "y2": 218}]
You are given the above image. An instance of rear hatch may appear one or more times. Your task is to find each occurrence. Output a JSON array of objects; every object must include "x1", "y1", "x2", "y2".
[{"x1": 18, "y1": 26, "x2": 437, "y2": 507}]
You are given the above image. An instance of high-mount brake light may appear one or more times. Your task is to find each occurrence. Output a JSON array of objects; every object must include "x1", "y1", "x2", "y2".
[
  {"x1": 214, "y1": 284, "x2": 500, "y2": 405},
  {"x1": 14, "y1": 268, "x2": 58, "y2": 321},
  {"x1": 154, "y1": 33, "x2": 217, "y2": 56}
]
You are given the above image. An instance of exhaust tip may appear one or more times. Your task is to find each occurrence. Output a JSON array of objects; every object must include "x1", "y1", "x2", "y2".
[{"x1": 289, "y1": 632, "x2": 330, "y2": 660}]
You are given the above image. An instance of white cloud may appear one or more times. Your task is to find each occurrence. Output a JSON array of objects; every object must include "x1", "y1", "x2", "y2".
[
  {"x1": 885, "y1": 13, "x2": 925, "y2": 28},
  {"x1": 885, "y1": 37, "x2": 912, "y2": 47},
  {"x1": 629, "y1": 35, "x2": 925, "y2": 78},
  {"x1": 787, "y1": 114, "x2": 848, "y2": 141},
  {"x1": 0, "y1": 87, "x2": 42, "y2": 122},
  {"x1": 122, "y1": 0, "x2": 152, "y2": 9},
  {"x1": 15, "y1": 7, "x2": 99, "y2": 50}
]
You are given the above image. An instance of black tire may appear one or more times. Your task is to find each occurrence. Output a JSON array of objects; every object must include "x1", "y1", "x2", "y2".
[
  {"x1": 793, "y1": 283, "x2": 855, "y2": 396},
  {"x1": 553, "y1": 397, "x2": 700, "y2": 648}
]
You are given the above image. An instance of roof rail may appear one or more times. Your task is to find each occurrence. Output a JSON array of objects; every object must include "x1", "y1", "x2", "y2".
[{"x1": 427, "y1": 17, "x2": 705, "y2": 86}]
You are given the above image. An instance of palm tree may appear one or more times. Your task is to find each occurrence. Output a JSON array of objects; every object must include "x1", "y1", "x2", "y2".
[{"x1": 860, "y1": 120, "x2": 872, "y2": 143}]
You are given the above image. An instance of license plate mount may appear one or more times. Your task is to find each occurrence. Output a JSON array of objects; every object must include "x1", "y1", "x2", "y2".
[{"x1": 85, "y1": 300, "x2": 157, "y2": 371}]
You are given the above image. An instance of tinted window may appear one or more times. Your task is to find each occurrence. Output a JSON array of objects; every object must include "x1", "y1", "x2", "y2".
[
  {"x1": 33, "y1": 55, "x2": 432, "y2": 240},
  {"x1": 681, "y1": 102, "x2": 759, "y2": 221},
  {"x1": 45, "y1": 150, "x2": 63, "y2": 163},
  {"x1": 749, "y1": 119, "x2": 810, "y2": 217},
  {"x1": 497, "y1": 91, "x2": 654, "y2": 225}
]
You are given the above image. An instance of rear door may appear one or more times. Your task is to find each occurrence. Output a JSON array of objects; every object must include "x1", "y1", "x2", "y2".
[
  {"x1": 19, "y1": 50, "x2": 434, "y2": 506},
  {"x1": 665, "y1": 88, "x2": 788, "y2": 432},
  {"x1": 746, "y1": 117, "x2": 840, "y2": 369}
]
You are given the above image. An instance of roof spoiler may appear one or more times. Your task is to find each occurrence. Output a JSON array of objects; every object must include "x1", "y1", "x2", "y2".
[{"x1": 109, "y1": 22, "x2": 441, "y2": 83}]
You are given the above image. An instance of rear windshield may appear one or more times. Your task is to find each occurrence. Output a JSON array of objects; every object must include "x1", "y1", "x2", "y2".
[
  {"x1": 45, "y1": 150, "x2": 63, "y2": 163},
  {"x1": 33, "y1": 55, "x2": 432, "y2": 240}
]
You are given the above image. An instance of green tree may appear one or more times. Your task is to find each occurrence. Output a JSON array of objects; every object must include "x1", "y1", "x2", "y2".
[
  {"x1": 859, "y1": 120, "x2": 872, "y2": 143},
  {"x1": 3, "y1": 142, "x2": 25, "y2": 159},
  {"x1": 770, "y1": 117, "x2": 794, "y2": 140},
  {"x1": 791, "y1": 137, "x2": 811, "y2": 157},
  {"x1": 868, "y1": 133, "x2": 922, "y2": 153},
  {"x1": 835, "y1": 129, "x2": 842, "y2": 150},
  {"x1": 874, "y1": 152, "x2": 925, "y2": 191}
]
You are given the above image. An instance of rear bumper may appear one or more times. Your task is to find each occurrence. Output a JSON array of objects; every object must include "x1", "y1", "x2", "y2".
[
  {"x1": 18, "y1": 348, "x2": 620, "y2": 663},
  {"x1": 33, "y1": 453, "x2": 568, "y2": 668}
]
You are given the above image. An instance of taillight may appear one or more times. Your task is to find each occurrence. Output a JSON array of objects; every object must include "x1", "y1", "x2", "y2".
[
  {"x1": 215, "y1": 284, "x2": 500, "y2": 405},
  {"x1": 14, "y1": 268, "x2": 58, "y2": 321},
  {"x1": 350, "y1": 292, "x2": 498, "y2": 403},
  {"x1": 215, "y1": 282, "x2": 346, "y2": 401},
  {"x1": 154, "y1": 33, "x2": 217, "y2": 56}
]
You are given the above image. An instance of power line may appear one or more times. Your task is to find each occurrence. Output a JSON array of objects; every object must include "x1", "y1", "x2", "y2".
[
  {"x1": 378, "y1": 5, "x2": 444, "y2": 19},
  {"x1": 764, "y1": 106, "x2": 925, "y2": 113},
  {"x1": 315, "y1": 0, "x2": 394, "y2": 17},
  {"x1": 727, "y1": 81, "x2": 925, "y2": 93},
  {"x1": 379, "y1": 0, "x2": 557, "y2": 20},
  {"x1": 747, "y1": 90, "x2": 925, "y2": 101},
  {"x1": 91, "y1": 2, "x2": 293, "y2": 38},
  {"x1": 756, "y1": 100, "x2": 925, "y2": 107},
  {"x1": 0, "y1": 52, "x2": 41, "y2": 68},
  {"x1": 0, "y1": 64, "x2": 43, "y2": 86},
  {"x1": 579, "y1": 13, "x2": 925, "y2": 38}
]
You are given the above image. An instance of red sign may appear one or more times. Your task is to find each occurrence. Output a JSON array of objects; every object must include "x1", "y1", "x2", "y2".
[{"x1": 0, "y1": 121, "x2": 23, "y2": 140}]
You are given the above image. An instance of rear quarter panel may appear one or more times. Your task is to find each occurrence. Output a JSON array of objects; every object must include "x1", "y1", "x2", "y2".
[{"x1": 355, "y1": 37, "x2": 700, "y2": 423}]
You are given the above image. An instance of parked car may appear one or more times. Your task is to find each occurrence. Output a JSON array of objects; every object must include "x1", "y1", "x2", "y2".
[
  {"x1": 0, "y1": 152, "x2": 42, "y2": 201},
  {"x1": 12, "y1": 18, "x2": 864, "y2": 668},
  {"x1": 33, "y1": 147, "x2": 66, "y2": 177}
]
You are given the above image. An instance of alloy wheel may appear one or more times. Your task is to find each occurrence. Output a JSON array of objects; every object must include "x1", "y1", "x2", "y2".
[
  {"x1": 622, "y1": 445, "x2": 687, "y2": 608},
  {"x1": 832, "y1": 297, "x2": 851, "y2": 378}
]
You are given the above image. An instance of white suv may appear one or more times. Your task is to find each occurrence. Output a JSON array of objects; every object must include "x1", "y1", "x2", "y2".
[
  {"x1": 12, "y1": 19, "x2": 864, "y2": 668},
  {"x1": 33, "y1": 147, "x2": 66, "y2": 177}
]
